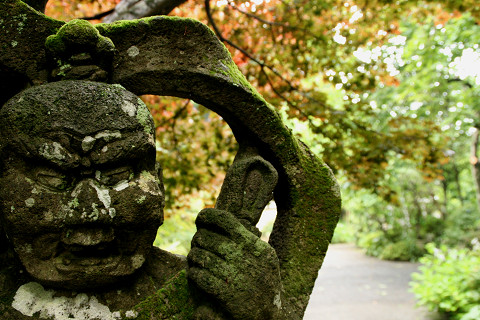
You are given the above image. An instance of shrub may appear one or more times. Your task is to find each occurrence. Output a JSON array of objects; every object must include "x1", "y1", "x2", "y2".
[
  {"x1": 379, "y1": 240, "x2": 422, "y2": 261},
  {"x1": 410, "y1": 243, "x2": 480, "y2": 319},
  {"x1": 154, "y1": 210, "x2": 196, "y2": 256},
  {"x1": 331, "y1": 221, "x2": 355, "y2": 243},
  {"x1": 357, "y1": 231, "x2": 387, "y2": 257},
  {"x1": 461, "y1": 305, "x2": 480, "y2": 320}
]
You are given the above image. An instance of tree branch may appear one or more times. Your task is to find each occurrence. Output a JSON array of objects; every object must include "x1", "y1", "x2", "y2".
[
  {"x1": 170, "y1": 100, "x2": 191, "y2": 159},
  {"x1": 81, "y1": 9, "x2": 115, "y2": 21},
  {"x1": 226, "y1": 1, "x2": 294, "y2": 29},
  {"x1": 447, "y1": 77, "x2": 474, "y2": 88},
  {"x1": 205, "y1": 0, "x2": 329, "y2": 114},
  {"x1": 102, "y1": 0, "x2": 188, "y2": 23}
]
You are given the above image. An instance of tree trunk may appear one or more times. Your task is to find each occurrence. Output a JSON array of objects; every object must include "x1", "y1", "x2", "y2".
[
  {"x1": 413, "y1": 196, "x2": 423, "y2": 238},
  {"x1": 441, "y1": 179, "x2": 448, "y2": 218},
  {"x1": 102, "y1": 0, "x2": 188, "y2": 23},
  {"x1": 470, "y1": 127, "x2": 480, "y2": 211},
  {"x1": 453, "y1": 163, "x2": 464, "y2": 204}
]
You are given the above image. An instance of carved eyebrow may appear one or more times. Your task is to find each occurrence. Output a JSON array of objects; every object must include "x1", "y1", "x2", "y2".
[
  {"x1": 16, "y1": 129, "x2": 155, "y2": 170},
  {"x1": 36, "y1": 141, "x2": 80, "y2": 169},
  {"x1": 80, "y1": 130, "x2": 123, "y2": 153},
  {"x1": 31, "y1": 141, "x2": 153, "y2": 175},
  {"x1": 88, "y1": 133, "x2": 156, "y2": 167}
]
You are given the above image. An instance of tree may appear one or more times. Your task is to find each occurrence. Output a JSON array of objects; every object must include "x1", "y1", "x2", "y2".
[{"x1": 373, "y1": 13, "x2": 480, "y2": 212}]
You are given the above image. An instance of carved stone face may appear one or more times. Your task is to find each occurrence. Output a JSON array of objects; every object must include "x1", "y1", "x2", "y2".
[{"x1": 0, "y1": 81, "x2": 164, "y2": 290}]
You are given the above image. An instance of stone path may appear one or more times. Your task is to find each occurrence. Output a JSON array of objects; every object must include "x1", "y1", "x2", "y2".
[{"x1": 303, "y1": 243, "x2": 437, "y2": 320}]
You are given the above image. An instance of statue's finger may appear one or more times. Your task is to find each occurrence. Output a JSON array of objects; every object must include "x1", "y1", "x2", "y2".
[
  {"x1": 188, "y1": 264, "x2": 231, "y2": 299},
  {"x1": 188, "y1": 247, "x2": 245, "y2": 281},
  {"x1": 190, "y1": 229, "x2": 237, "y2": 259},
  {"x1": 195, "y1": 208, "x2": 256, "y2": 244}
]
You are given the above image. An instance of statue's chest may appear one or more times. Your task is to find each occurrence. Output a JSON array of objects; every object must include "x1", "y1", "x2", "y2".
[{"x1": 4, "y1": 270, "x2": 196, "y2": 320}]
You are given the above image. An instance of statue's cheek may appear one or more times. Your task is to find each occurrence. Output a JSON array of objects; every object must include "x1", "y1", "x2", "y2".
[
  {"x1": 0, "y1": 174, "x2": 43, "y2": 228},
  {"x1": 109, "y1": 181, "x2": 164, "y2": 226}
]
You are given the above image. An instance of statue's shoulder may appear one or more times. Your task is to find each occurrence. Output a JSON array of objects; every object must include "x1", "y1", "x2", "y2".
[
  {"x1": 108, "y1": 247, "x2": 198, "y2": 319},
  {"x1": 102, "y1": 247, "x2": 197, "y2": 319},
  {"x1": 134, "y1": 249, "x2": 197, "y2": 319},
  {"x1": 143, "y1": 246, "x2": 188, "y2": 283}
]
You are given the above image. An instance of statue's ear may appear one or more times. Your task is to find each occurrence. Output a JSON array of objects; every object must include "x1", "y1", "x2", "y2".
[{"x1": 215, "y1": 156, "x2": 278, "y2": 228}]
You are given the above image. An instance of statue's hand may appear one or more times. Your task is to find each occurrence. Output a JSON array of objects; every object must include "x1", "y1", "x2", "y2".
[{"x1": 188, "y1": 208, "x2": 283, "y2": 320}]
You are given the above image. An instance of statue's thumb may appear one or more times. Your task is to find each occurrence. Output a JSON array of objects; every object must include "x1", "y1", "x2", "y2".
[{"x1": 215, "y1": 156, "x2": 278, "y2": 228}]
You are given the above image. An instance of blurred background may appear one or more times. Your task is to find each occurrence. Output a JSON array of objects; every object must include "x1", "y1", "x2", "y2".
[{"x1": 45, "y1": 1, "x2": 480, "y2": 319}]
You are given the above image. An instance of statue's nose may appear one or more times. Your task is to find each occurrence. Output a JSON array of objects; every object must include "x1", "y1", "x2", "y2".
[
  {"x1": 69, "y1": 178, "x2": 116, "y2": 222},
  {"x1": 61, "y1": 227, "x2": 115, "y2": 246}
]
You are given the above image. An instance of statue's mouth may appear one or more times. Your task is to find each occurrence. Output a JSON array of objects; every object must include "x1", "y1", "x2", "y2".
[{"x1": 54, "y1": 242, "x2": 121, "y2": 271}]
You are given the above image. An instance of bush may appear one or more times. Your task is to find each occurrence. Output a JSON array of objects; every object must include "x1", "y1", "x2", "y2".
[
  {"x1": 461, "y1": 305, "x2": 480, "y2": 320},
  {"x1": 410, "y1": 243, "x2": 480, "y2": 319},
  {"x1": 357, "y1": 231, "x2": 388, "y2": 257},
  {"x1": 379, "y1": 240, "x2": 422, "y2": 261},
  {"x1": 154, "y1": 210, "x2": 196, "y2": 256},
  {"x1": 331, "y1": 221, "x2": 355, "y2": 243}
]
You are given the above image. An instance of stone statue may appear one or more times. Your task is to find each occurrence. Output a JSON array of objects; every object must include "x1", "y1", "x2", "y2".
[{"x1": 0, "y1": 1, "x2": 341, "y2": 319}]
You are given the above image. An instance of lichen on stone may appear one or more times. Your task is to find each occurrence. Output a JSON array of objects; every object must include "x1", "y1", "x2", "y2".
[
  {"x1": 39, "y1": 142, "x2": 67, "y2": 162},
  {"x1": 121, "y1": 100, "x2": 137, "y2": 117},
  {"x1": 136, "y1": 195, "x2": 146, "y2": 204},
  {"x1": 127, "y1": 46, "x2": 139, "y2": 58},
  {"x1": 12, "y1": 282, "x2": 121, "y2": 320},
  {"x1": 68, "y1": 198, "x2": 79, "y2": 209},
  {"x1": 24, "y1": 198, "x2": 35, "y2": 208}
]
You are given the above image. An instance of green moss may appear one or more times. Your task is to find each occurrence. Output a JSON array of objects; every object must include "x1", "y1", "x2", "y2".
[
  {"x1": 95, "y1": 19, "x2": 149, "y2": 35},
  {"x1": 45, "y1": 19, "x2": 114, "y2": 59},
  {"x1": 133, "y1": 270, "x2": 196, "y2": 319},
  {"x1": 218, "y1": 59, "x2": 258, "y2": 92},
  {"x1": 45, "y1": 33, "x2": 66, "y2": 54},
  {"x1": 95, "y1": 16, "x2": 203, "y2": 37},
  {"x1": 96, "y1": 36, "x2": 115, "y2": 53},
  {"x1": 56, "y1": 19, "x2": 100, "y2": 45},
  {"x1": 278, "y1": 152, "x2": 341, "y2": 302},
  {"x1": 136, "y1": 102, "x2": 153, "y2": 134}
]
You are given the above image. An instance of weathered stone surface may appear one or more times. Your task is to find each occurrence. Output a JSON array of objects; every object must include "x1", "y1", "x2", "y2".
[
  {"x1": 0, "y1": 1, "x2": 341, "y2": 319},
  {"x1": 0, "y1": 0, "x2": 64, "y2": 105}
]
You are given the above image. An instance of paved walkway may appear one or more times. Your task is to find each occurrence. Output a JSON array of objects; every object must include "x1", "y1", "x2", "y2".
[{"x1": 303, "y1": 244, "x2": 437, "y2": 320}]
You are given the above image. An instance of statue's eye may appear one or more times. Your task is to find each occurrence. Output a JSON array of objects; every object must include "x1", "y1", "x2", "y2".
[
  {"x1": 96, "y1": 167, "x2": 133, "y2": 186},
  {"x1": 36, "y1": 169, "x2": 72, "y2": 191}
]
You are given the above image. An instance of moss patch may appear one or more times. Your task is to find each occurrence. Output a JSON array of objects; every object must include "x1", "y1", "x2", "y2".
[{"x1": 133, "y1": 270, "x2": 196, "y2": 319}]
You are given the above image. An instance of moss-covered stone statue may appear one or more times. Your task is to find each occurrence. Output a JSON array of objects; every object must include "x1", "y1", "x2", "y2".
[{"x1": 0, "y1": 1, "x2": 341, "y2": 319}]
